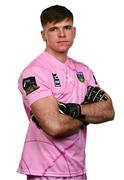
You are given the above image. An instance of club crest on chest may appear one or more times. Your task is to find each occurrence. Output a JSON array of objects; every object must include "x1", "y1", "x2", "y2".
[{"x1": 76, "y1": 72, "x2": 85, "y2": 83}]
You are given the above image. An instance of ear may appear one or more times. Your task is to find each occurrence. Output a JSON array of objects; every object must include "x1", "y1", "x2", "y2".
[
  {"x1": 41, "y1": 30, "x2": 47, "y2": 41},
  {"x1": 73, "y1": 27, "x2": 76, "y2": 38}
]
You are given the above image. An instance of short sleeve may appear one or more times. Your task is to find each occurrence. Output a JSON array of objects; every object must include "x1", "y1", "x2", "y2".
[{"x1": 18, "y1": 65, "x2": 52, "y2": 106}]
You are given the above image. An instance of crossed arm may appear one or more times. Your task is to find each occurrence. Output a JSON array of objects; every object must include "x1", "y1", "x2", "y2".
[
  {"x1": 31, "y1": 96, "x2": 82, "y2": 137},
  {"x1": 31, "y1": 94, "x2": 115, "y2": 137},
  {"x1": 80, "y1": 96, "x2": 115, "y2": 124}
]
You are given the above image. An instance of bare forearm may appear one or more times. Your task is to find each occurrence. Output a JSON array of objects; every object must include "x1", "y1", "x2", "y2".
[
  {"x1": 31, "y1": 97, "x2": 83, "y2": 137},
  {"x1": 51, "y1": 114, "x2": 83, "y2": 137},
  {"x1": 35, "y1": 113, "x2": 82, "y2": 137},
  {"x1": 80, "y1": 99, "x2": 115, "y2": 124}
]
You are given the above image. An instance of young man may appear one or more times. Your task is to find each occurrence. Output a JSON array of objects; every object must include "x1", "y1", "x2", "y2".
[{"x1": 17, "y1": 5, "x2": 115, "y2": 180}]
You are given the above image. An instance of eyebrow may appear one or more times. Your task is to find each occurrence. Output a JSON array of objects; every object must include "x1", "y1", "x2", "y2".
[{"x1": 48, "y1": 25, "x2": 73, "y2": 31}]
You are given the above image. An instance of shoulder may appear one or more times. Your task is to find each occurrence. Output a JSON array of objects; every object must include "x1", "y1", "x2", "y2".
[
  {"x1": 68, "y1": 57, "x2": 92, "y2": 72},
  {"x1": 18, "y1": 53, "x2": 52, "y2": 96},
  {"x1": 18, "y1": 53, "x2": 50, "y2": 92},
  {"x1": 19, "y1": 53, "x2": 48, "y2": 79}
]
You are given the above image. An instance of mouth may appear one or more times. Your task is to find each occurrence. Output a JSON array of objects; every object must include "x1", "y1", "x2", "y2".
[
  {"x1": 56, "y1": 41, "x2": 69, "y2": 45},
  {"x1": 57, "y1": 40, "x2": 68, "y2": 43}
]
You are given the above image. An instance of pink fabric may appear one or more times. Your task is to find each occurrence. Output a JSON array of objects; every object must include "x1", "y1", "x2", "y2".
[
  {"x1": 18, "y1": 51, "x2": 97, "y2": 177},
  {"x1": 27, "y1": 174, "x2": 87, "y2": 180}
]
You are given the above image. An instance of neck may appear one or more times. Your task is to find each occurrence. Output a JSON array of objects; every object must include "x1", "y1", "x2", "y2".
[{"x1": 45, "y1": 49, "x2": 68, "y2": 63}]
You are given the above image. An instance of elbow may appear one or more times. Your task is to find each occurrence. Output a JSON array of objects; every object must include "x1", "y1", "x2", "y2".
[
  {"x1": 109, "y1": 107, "x2": 115, "y2": 121},
  {"x1": 106, "y1": 99, "x2": 115, "y2": 121},
  {"x1": 43, "y1": 123, "x2": 63, "y2": 137},
  {"x1": 47, "y1": 128, "x2": 61, "y2": 137},
  {"x1": 51, "y1": 124, "x2": 66, "y2": 137},
  {"x1": 105, "y1": 105, "x2": 115, "y2": 122}
]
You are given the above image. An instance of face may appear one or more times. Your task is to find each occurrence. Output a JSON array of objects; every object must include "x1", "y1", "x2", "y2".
[{"x1": 41, "y1": 18, "x2": 76, "y2": 55}]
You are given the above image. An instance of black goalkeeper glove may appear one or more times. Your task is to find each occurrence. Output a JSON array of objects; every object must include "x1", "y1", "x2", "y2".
[
  {"x1": 30, "y1": 111, "x2": 41, "y2": 128},
  {"x1": 30, "y1": 103, "x2": 82, "y2": 129},
  {"x1": 83, "y1": 86, "x2": 108, "y2": 104},
  {"x1": 31, "y1": 102, "x2": 86, "y2": 129},
  {"x1": 58, "y1": 102, "x2": 81, "y2": 119},
  {"x1": 58, "y1": 102, "x2": 87, "y2": 128}
]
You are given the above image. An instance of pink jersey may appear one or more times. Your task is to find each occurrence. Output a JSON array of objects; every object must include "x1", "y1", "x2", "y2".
[{"x1": 17, "y1": 51, "x2": 98, "y2": 177}]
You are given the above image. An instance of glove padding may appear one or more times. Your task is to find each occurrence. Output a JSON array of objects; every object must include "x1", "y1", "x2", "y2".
[
  {"x1": 58, "y1": 102, "x2": 87, "y2": 128},
  {"x1": 58, "y1": 102, "x2": 81, "y2": 119},
  {"x1": 84, "y1": 86, "x2": 108, "y2": 104},
  {"x1": 30, "y1": 111, "x2": 41, "y2": 128}
]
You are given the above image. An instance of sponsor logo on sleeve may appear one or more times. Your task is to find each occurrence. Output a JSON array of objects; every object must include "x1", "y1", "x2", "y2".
[{"x1": 22, "y1": 76, "x2": 39, "y2": 95}]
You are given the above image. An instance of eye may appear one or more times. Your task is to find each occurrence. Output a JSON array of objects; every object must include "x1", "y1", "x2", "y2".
[
  {"x1": 49, "y1": 27, "x2": 57, "y2": 32},
  {"x1": 64, "y1": 25, "x2": 72, "y2": 30}
]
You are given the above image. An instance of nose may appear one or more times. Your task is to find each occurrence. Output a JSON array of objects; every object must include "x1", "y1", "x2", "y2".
[{"x1": 58, "y1": 28, "x2": 65, "y2": 37}]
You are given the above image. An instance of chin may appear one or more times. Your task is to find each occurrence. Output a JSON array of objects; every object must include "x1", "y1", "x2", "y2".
[
  {"x1": 57, "y1": 47, "x2": 71, "y2": 53},
  {"x1": 57, "y1": 50, "x2": 68, "y2": 54}
]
